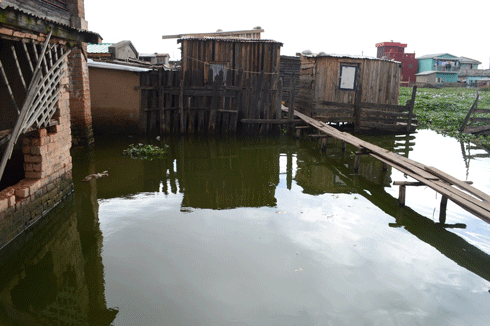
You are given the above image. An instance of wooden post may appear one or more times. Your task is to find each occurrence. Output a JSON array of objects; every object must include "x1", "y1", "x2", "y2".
[
  {"x1": 398, "y1": 185, "x2": 406, "y2": 206},
  {"x1": 353, "y1": 149, "x2": 369, "y2": 172},
  {"x1": 288, "y1": 73, "x2": 296, "y2": 134},
  {"x1": 208, "y1": 70, "x2": 222, "y2": 133},
  {"x1": 320, "y1": 136, "x2": 328, "y2": 152},
  {"x1": 353, "y1": 82, "x2": 362, "y2": 133},
  {"x1": 439, "y1": 195, "x2": 448, "y2": 224},
  {"x1": 276, "y1": 78, "x2": 283, "y2": 122},
  {"x1": 179, "y1": 79, "x2": 184, "y2": 133},
  {"x1": 342, "y1": 141, "x2": 346, "y2": 152},
  {"x1": 382, "y1": 162, "x2": 389, "y2": 171},
  {"x1": 459, "y1": 92, "x2": 479, "y2": 132},
  {"x1": 406, "y1": 85, "x2": 417, "y2": 133},
  {"x1": 354, "y1": 153, "x2": 361, "y2": 172}
]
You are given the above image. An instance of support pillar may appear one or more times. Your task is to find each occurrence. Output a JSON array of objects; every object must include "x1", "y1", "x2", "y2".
[{"x1": 68, "y1": 44, "x2": 94, "y2": 147}]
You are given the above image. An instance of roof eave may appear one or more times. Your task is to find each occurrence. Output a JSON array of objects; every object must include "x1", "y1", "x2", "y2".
[{"x1": 0, "y1": 6, "x2": 101, "y2": 44}]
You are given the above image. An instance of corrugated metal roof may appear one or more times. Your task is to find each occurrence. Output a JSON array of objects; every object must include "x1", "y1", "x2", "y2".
[
  {"x1": 87, "y1": 43, "x2": 114, "y2": 53},
  {"x1": 303, "y1": 53, "x2": 400, "y2": 63},
  {"x1": 415, "y1": 71, "x2": 438, "y2": 76},
  {"x1": 416, "y1": 53, "x2": 457, "y2": 60},
  {"x1": 178, "y1": 36, "x2": 283, "y2": 45},
  {"x1": 87, "y1": 59, "x2": 151, "y2": 72},
  {"x1": 459, "y1": 56, "x2": 482, "y2": 64},
  {"x1": 0, "y1": 4, "x2": 101, "y2": 41}
]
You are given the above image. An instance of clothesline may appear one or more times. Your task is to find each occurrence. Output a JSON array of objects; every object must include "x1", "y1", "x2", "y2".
[{"x1": 184, "y1": 55, "x2": 279, "y2": 76}]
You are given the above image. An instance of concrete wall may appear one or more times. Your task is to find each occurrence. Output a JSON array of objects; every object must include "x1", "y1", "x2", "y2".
[
  {"x1": 416, "y1": 73, "x2": 437, "y2": 85},
  {"x1": 418, "y1": 58, "x2": 434, "y2": 73},
  {"x1": 89, "y1": 67, "x2": 142, "y2": 134}
]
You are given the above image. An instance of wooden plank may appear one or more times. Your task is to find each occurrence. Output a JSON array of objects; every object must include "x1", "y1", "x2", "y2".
[
  {"x1": 473, "y1": 109, "x2": 490, "y2": 114},
  {"x1": 313, "y1": 116, "x2": 355, "y2": 122},
  {"x1": 319, "y1": 101, "x2": 355, "y2": 109},
  {"x1": 241, "y1": 119, "x2": 303, "y2": 124},
  {"x1": 361, "y1": 109, "x2": 410, "y2": 117},
  {"x1": 424, "y1": 166, "x2": 490, "y2": 203},
  {"x1": 463, "y1": 125, "x2": 490, "y2": 134},
  {"x1": 469, "y1": 117, "x2": 490, "y2": 123},
  {"x1": 460, "y1": 93, "x2": 479, "y2": 132},
  {"x1": 371, "y1": 153, "x2": 490, "y2": 223}
]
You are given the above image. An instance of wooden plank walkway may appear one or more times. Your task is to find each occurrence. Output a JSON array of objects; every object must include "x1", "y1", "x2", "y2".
[{"x1": 282, "y1": 105, "x2": 490, "y2": 224}]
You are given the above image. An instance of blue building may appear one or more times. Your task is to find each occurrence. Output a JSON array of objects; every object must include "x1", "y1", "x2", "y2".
[{"x1": 416, "y1": 53, "x2": 482, "y2": 85}]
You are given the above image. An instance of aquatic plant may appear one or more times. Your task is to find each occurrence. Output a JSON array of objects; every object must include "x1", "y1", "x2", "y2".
[
  {"x1": 123, "y1": 143, "x2": 169, "y2": 159},
  {"x1": 399, "y1": 87, "x2": 490, "y2": 147}
]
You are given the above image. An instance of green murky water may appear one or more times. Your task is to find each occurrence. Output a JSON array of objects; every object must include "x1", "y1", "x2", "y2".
[{"x1": 1, "y1": 130, "x2": 490, "y2": 325}]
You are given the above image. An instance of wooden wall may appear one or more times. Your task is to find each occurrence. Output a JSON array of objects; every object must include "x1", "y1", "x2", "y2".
[
  {"x1": 300, "y1": 55, "x2": 401, "y2": 107},
  {"x1": 279, "y1": 55, "x2": 300, "y2": 107},
  {"x1": 179, "y1": 38, "x2": 282, "y2": 85},
  {"x1": 297, "y1": 55, "x2": 416, "y2": 133}
]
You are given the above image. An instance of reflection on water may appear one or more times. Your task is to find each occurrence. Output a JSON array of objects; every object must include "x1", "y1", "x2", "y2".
[{"x1": 1, "y1": 132, "x2": 490, "y2": 325}]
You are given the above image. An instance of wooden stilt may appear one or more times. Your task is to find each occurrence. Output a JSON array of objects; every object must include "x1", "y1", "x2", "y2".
[
  {"x1": 399, "y1": 185, "x2": 406, "y2": 206},
  {"x1": 439, "y1": 195, "x2": 448, "y2": 224},
  {"x1": 342, "y1": 141, "x2": 346, "y2": 152},
  {"x1": 321, "y1": 136, "x2": 328, "y2": 152},
  {"x1": 382, "y1": 162, "x2": 389, "y2": 171},
  {"x1": 353, "y1": 149, "x2": 369, "y2": 172}
]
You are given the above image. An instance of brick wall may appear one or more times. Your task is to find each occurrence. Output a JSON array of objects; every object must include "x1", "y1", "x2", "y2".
[
  {"x1": 0, "y1": 59, "x2": 74, "y2": 248},
  {"x1": 69, "y1": 44, "x2": 94, "y2": 146}
]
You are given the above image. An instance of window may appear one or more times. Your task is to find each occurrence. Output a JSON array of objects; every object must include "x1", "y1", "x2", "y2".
[
  {"x1": 339, "y1": 65, "x2": 358, "y2": 90},
  {"x1": 210, "y1": 63, "x2": 228, "y2": 79},
  {"x1": 409, "y1": 64, "x2": 413, "y2": 69}
]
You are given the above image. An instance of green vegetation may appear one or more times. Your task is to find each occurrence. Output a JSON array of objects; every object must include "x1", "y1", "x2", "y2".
[
  {"x1": 123, "y1": 143, "x2": 169, "y2": 160},
  {"x1": 399, "y1": 87, "x2": 490, "y2": 147}
]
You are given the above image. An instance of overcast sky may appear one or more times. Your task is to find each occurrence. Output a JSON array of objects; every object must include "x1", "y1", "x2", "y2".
[{"x1": 85, "y1": 0, "x2": 489, "y2": 69}]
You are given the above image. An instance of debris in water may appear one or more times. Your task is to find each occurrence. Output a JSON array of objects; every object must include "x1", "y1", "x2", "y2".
[
  {"x1": 82, "y1": 171, "x2": 108, "y2": 182},
  {"x1": 276, "y1": 211, "x2": 286, "y2": 214},
  {"x1": 295, "y1": 268, "x2": 303, "y2": 272}
]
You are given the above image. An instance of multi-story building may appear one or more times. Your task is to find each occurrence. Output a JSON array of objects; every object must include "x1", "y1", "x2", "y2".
[{"x1": 376, "y1": 42, "x2": 418, "y2": 83}]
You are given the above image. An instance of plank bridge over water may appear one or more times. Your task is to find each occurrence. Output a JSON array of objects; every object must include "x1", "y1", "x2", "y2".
[{"x1": 283, "y1": 105, "x2": 490, "y2": 224}]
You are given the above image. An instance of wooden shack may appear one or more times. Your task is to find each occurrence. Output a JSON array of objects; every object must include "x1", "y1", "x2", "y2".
[
  {"x1": 298, "y1": 53, "x2": 416, "y2": 133},
  {"x1": 140, "y1": 36, "x2": 284, "y2": 135},
  {"x1": 178, "y1": 36, "x2": 282, "y2": 84}
]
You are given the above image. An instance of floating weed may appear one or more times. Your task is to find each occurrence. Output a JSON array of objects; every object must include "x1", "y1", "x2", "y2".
[
  {"x1": 399, "y1": 87, "x2": 490, "y2": 148},
  {"x1": 123, "y1": 143, "x2": 169, "y2": 160}
]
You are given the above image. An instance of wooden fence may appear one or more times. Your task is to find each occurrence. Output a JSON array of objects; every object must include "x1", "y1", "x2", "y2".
[
  {"x1": 460, "y1": 93, "x2": 490, "y2": 135},
  {"x1": 312, "y1": 85, "x2": 418, "y2": 133},
  {"x1": 140, "y1": 68, "x2": 286, "y2": 134}
]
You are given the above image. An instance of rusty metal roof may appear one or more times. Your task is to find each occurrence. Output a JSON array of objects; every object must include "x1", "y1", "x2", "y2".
[{"x1": 178, "y1": 36, "x2": 283, "y2": 45}]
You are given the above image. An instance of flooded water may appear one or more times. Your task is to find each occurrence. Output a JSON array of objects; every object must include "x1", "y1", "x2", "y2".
[{"x1": 1, "y1": 130, "x2": 490, "y2": 325}]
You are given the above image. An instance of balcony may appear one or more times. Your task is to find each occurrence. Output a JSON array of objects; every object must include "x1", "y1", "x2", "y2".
[{"x1": 435, "y1": 65, "x2": 460, "y2": 72}]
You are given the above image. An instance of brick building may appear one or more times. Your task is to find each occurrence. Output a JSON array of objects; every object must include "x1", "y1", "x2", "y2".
[
  {"x1": 0, "y1": 0, "x2": 100, "y2": 247},
  {"x1": 376, "y1": 41, "x2": 418, "y2": 84}
]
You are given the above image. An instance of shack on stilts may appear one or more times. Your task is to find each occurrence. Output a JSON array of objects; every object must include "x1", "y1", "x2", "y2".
[{"x1": 297, "y1": 53, "x2": 418, "y2": 133}]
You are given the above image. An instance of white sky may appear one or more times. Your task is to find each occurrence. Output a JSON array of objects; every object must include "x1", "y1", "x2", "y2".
[{"x1": 85, "y1": 0, "x2": 489, "y2": 69}]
